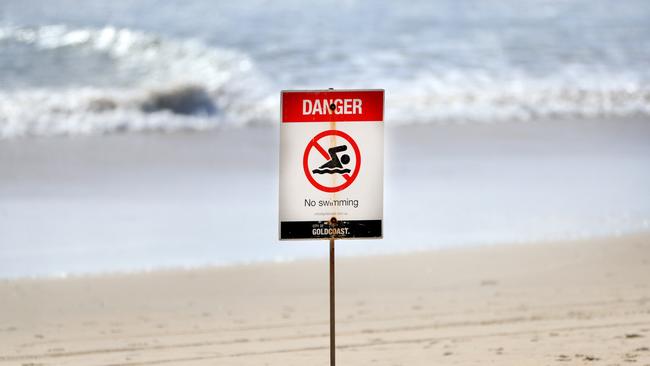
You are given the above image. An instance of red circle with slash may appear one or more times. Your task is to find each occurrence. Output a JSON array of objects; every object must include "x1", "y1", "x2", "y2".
[{"x1": 303, "y1": 130, "x2": 361, "y2": 193}]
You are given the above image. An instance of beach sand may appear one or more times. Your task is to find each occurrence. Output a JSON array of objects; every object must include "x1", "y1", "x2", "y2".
[{"x1": 1, "y1": 233, "x2": 649, "y2": 365}]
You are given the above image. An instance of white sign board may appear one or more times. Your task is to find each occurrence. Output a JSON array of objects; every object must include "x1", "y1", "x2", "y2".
[{"x1": 279, "y1": 89, "x2": 384, "y2": 240}]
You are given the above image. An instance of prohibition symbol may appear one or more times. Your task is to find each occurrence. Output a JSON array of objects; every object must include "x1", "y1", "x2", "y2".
[{"x1": 303, "y1": 130, "x2": 361, "y2": 193}]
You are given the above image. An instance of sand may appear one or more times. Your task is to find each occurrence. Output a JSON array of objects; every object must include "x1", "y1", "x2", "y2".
[{"x1": 1, "y1": 233, "x2": 649, "y2": 365}]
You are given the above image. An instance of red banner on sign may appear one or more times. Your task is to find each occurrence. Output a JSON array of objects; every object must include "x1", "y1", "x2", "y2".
[{"x1": 281, "y1": 90, "x2": 384, "y2": 123}]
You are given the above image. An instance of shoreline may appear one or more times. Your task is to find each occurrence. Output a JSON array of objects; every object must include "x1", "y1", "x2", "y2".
[
  {"x1": 2, "y1": 229, "x2": 650, "y2": 281},
  {"x1": 1, "y1": 117, "x2": 650, "y2": 278},
  {"x1": 1, "y1": 233, "x2": 649, "y2": 365}
]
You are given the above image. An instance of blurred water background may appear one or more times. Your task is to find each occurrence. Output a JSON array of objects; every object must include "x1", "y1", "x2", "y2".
[
  {"x1": 1, "y1": 0, "x2": 649, "y2": 277},
  {"x1": 1, "y1": 0, "x2": 650, "y2": 136}
]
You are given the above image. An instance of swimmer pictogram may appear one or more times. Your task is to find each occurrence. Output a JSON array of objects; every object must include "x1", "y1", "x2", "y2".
[
  {"x1": 312, "y1": 145, "x2": 351, "y2": 174},
  {"x1": 303, "y1": 130, "x2": 361, "y2": 193}
]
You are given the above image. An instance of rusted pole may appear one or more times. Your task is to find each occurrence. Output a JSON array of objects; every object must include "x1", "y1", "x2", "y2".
[
  {"x1": 329, "y1": 89, "x2": 336, "y2": 366},
  {"x1": 329, "y1": 238, "x2": 335, "y2": 366}
]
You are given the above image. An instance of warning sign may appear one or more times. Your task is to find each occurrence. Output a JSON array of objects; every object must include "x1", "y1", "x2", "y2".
[
  {"x1": 279, "y1": 89, "x2": 384, "y2": 240},
  {"x1": 303, "y1": 129, "x2": 361, "y2": 193}
]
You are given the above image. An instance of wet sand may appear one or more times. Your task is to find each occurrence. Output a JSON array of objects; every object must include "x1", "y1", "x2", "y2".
[
  {"x1": 1, "y1": 233, "x2": 649, "y2": 365},
  {"x1": 2, "y1": 119, "x2": 650, "y2": 277}
]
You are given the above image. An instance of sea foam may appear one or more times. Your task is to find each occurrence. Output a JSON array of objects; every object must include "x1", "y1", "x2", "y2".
[
  {"x1": 1, "y1": 24, "x2": 649, "y2": 139},
  {"x1": 0, "y1": 25, "x2": 275, "y2": 138}
]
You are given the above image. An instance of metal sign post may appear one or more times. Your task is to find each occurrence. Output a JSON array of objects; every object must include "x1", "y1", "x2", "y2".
[
  {"x1": 278, "y1": 89, "x2": 384, "y2": 366},
  {"x1": 329, "y1": 238, "x2": 336, "y2": 366}
]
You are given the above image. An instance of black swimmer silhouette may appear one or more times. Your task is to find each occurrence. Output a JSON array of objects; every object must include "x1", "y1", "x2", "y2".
[{"x1": 312, "y1": 145, "x2": 351, "y2": 174}]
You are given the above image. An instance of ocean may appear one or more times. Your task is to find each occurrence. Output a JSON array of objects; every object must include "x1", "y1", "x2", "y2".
[
  {"x1": 1, "y1": 0, "x2": 650, "y2": 137},
  {"x1": 1, "y1": 0, "x2": 649, "y2": 278}
]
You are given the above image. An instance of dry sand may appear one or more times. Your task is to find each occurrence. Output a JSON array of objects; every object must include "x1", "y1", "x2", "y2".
[{"x1": 1, "y1": 233, "x2": 649, "y2": 365}]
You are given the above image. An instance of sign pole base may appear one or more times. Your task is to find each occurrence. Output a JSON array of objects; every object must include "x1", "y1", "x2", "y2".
[{"x1": 329, "y1": 238, "x2": 335, "y2": 366}]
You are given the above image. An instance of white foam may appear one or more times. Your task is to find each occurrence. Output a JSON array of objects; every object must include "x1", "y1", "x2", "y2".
[
  {"x1": 385, "y1": 68, "x2": 650, "y2": 123},
  {"x1": 0, "y1": 25, "x2": 275, "y2": 138},
  {"x1": 1, "y1": 24, "x2": 650, "y2": 139}
]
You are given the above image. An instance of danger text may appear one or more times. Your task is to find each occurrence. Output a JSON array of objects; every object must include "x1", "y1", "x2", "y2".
[{"x1": 303, "y1": 99, "x2": 362, "y2": 116}]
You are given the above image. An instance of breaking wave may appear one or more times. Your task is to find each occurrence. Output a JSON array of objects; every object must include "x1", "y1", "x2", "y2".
[
  {"x1": 0, "y1": 25, "x2": 275, "y2": 138},
  {"x1": 1, "y1": 24, "x2": 649, "y2": 139},
  {"x1": 386, "y1": 70, "x2": 650, "y2": 124}
]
